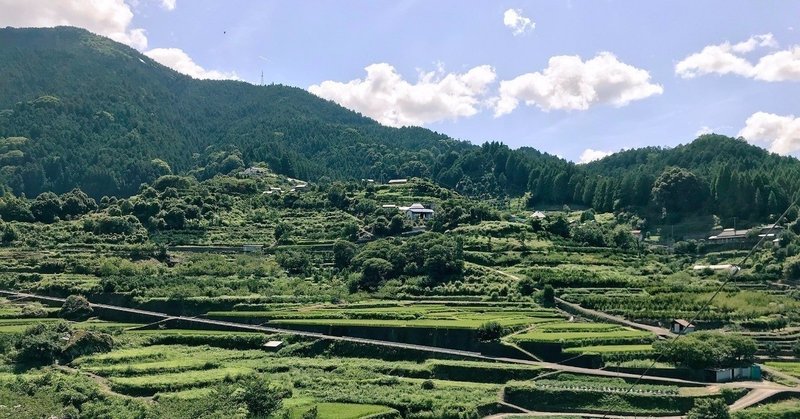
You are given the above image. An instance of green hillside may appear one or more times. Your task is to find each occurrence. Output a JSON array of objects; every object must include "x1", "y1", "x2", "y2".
[{"x1": 1, "y1": 27, "x2": 799, "y2": 226}]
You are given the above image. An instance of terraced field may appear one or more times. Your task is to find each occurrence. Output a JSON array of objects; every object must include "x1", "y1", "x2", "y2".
[
  {"x1": 207, "y1": 302, "x2": 564, "y2": 330},
  {"x1": 509, "y1": 321, "x2": 655, "y2": 348}
]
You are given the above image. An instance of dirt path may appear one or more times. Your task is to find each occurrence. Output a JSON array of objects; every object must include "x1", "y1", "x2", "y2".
[{"x1": 54, "y1": 365, "x2": 152, "y2": 401}]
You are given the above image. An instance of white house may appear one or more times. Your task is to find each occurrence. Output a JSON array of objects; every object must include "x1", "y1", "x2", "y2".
[
  {"x1": 530, "y1": 211, "x2": 547, "y2": 219},
  {"x1": 404, "y1": 203, "x2": 434, "y2": 221}
]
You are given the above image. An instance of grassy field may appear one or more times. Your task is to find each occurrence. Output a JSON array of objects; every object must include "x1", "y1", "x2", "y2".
[
  {"x1": 287, "y1": 402, "x2": 399, "y2": 419},
  {"x1": 208, "y1": 302, "x2": 564, "y2": 331},
  {"x1": 509, "y1": 322, "x2": 654, "y2": 348},
  {"x1": 764, "y1": 361, "x2": 800, "y2": 379}
]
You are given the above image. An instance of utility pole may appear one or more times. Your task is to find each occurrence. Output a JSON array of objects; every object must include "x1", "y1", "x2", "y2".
[{"x1": 260, "y1": 70, "x2": 264, "y2": 86}]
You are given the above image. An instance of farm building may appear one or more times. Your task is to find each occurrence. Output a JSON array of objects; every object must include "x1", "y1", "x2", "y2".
[
  {"x1": 630, "y1": 230, "x2": 643, "y2": 240},
  {"x1": 708, "y1": 224, "x2": 783, "y2": 243},
  {"x1": 403, "y1": 203, "x2": 434, "y2": 221},
  {"x1": 705, "y1": 365, "x2": 761, "y2": 383},
  {"x1": 262, "y1": 340, "x2": 284, "y2": 351},
  {"x1": 388, "y1": 178, "x2": 408, "y2": 185},
  {"x1": 530, "y1": 211, "x2": 547, "y2": 219},
  {"x1": 671, "y1": 319, "x2": 695, "y2": 334}
]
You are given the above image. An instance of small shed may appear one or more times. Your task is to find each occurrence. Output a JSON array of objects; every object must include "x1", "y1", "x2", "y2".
[
  {"x1": 630, "y1": 230, "x2": 643, "y2": 241},
  {"x1": 242, "y1": 244, "x2": 263, "y2": 253},
  {"x1": 671, "y1": 319, "x2": 696, "y2": 334},
  {"x1": 388, "y1": 179, "x2": 408, "y2": 185},
  {"x1": 262, "y1": 340, "x2": 284, "y2": 351}
]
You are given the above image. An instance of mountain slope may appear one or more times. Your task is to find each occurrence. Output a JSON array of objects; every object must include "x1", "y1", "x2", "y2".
[
  {"x1": 1, "y1": 26, "x2": 798, "y2": 224},
  {"x1": 0, "y1": 27, "x2": 478, "y2": 197}
]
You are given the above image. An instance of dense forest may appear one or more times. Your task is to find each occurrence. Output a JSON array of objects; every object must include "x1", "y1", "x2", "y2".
[{"x1": 1, "y1": 27, "x2": 799, "y2": 224}]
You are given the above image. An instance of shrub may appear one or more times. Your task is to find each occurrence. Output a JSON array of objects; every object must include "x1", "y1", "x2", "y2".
[
  {"x1": 59, "y1": 295, "x2": 93, "y2": 321},
  {"x1": 476, "y1": 321, "x2": 504, "y2": 342},
  {"x1": 302, "y1": 405, "x2": 319, "y2": 419},
  {"x1": 241, "y1": 376, "x2": 287, "y2": 417},
  {"x1": 14, "y1": 322, "x2": 67, "y2": 365},
  {"x1": 61, "y1": 330, "x2": 114, "y2": 362},
  {"x1": 687, "y1": 398, "x2": 729, "y2": 419},
  {"x1": 333, "y1": 240, "x2": 357, "y2": 269},
  {"x1": 654, "y1": 332, "x2": 756, "y2": 369},
  {"x1": 421, "y1": 380, "x2": 436, "y2": 390},
  {"x1": 542, "y1": 285, "x2": 555, "y2": 307}
]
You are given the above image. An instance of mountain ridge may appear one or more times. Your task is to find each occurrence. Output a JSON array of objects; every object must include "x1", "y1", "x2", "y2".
[{"x1": 1, "y1": 26, "x2": 799, "y2": 224}]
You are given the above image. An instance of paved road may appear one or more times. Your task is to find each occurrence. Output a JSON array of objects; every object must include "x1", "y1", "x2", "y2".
[{"x1": 728, "y1": 388, "x2": 781, "y2": 412}]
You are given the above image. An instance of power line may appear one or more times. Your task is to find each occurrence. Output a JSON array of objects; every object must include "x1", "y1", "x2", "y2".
[{"x1": 599, "y1": 200, "x2": 798, "y2": 419}]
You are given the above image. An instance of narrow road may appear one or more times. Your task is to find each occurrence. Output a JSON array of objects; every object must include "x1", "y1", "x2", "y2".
[{"x1": 728, "y1": 388, "x2": 780, "y2": 411}]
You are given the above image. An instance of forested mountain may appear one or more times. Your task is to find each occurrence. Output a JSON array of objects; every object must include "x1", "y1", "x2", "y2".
[
  {"x1": 1, "y1": 26, "x2": 799, "y2": 223},
  {"x1": 0, "y1": 26, "x2": 568, "y2": 199}
]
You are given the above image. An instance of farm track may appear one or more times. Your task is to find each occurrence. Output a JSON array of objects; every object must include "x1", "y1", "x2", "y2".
[{"x1": 53, "y1": 365, "x2": 153, "y2": 402}]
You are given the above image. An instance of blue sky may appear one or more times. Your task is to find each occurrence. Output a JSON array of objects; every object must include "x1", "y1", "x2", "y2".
[{"x1": 3, "y1": 0, "x2": 800, "y2": 162}]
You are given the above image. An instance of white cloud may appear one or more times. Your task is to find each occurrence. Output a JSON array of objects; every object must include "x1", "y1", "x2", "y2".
[
  {"x1": 145, "y1": 48, "x2": 239, "y2": 80},
  {"x1": 676, "y1": 33, "x2": 800, "y2": 81},
  {"x1": 0, "y1": 0, "x2": 148, "y2": 50},
  {"x1": 738, "y1": 111, "x2": 800, "y2": 155},
  {"x1": 752, "y1": 46, "x2": 800, "y2": 81},
  {"x1": 696, "y1": 126, "x2": 713, "y2": 136},
  {"x1": 160, "y1": 0, "x2": 176, "y2": 11},
  {"x1": 308, "y1": 63, "x2": 496, "y2": 127},
  {"x1": 578, "y1": 148, "x2": 613, "y2": 164},
  {"x1": 503, "y1": 8, "x2": 534, "y2": 36},
  {"x1": 493, "y1": 52, "x2": 663, "y2": 116}
]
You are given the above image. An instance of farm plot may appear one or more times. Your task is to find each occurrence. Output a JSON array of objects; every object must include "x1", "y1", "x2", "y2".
[
  {"x1": 507, "y1": 322, "x2": 655, "y2": 362},
  {"x1": 74, "y1": 343, "x2": 514, "y2": 417},
  {"x1": 764, "y1": 361, "x2": 800, "y2": 380},
  {"x1": 503, "y1": 374, "x2": 741, "y2": 416},
  {"x1": 562, "y1": 289, "x2": 800, "y2": 326},
  {"x1": 208, "y1": 302, "x2": 563, "y2": 330}
]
